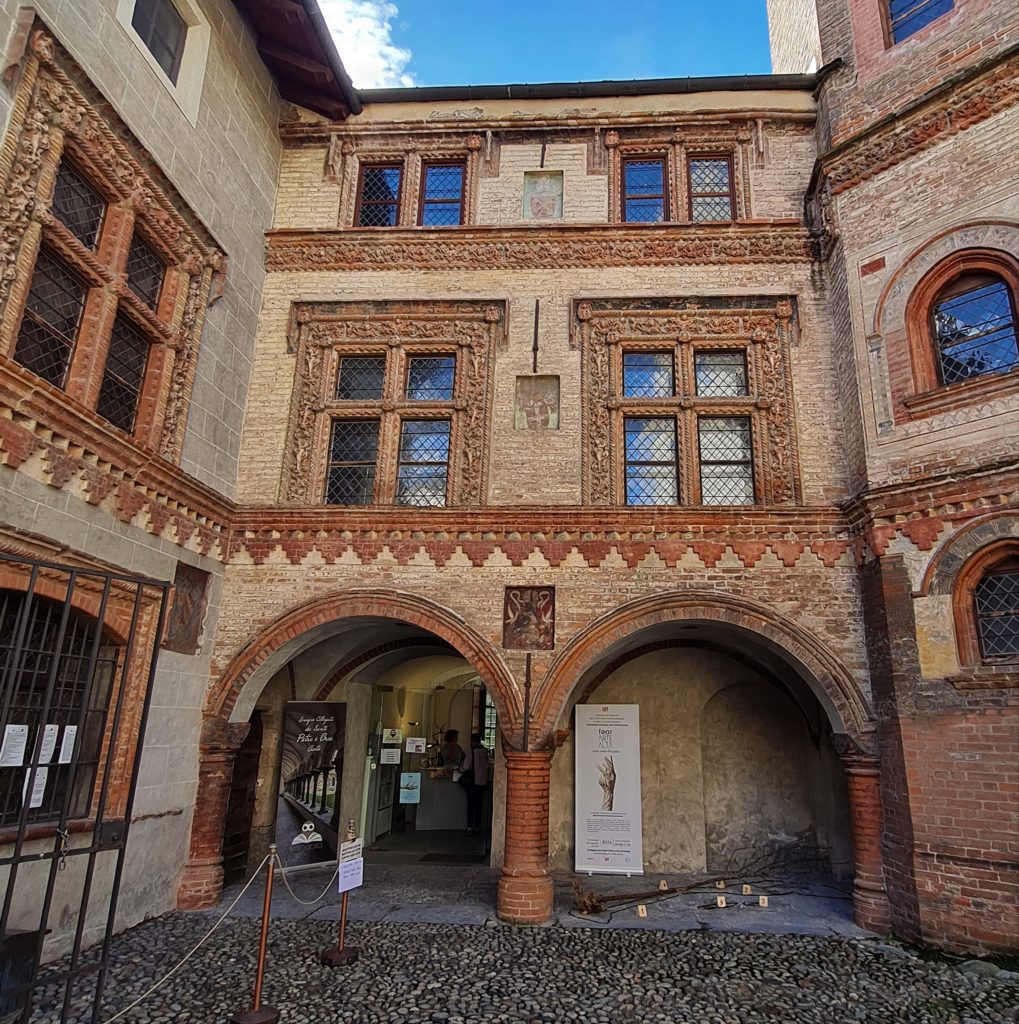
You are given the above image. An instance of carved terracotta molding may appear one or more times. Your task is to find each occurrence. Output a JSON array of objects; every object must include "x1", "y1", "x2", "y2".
[
  {"x1": 265, "y1": 222, "x2": 812, "y2": 273},
  {"x1": 281, "y1": 299, "x2": 503, "y2": 505},
  {"x1": 573, "y1": 297, "x2": 801, "y2": 506},
  {"x1": 0, "y1": 24, "x2": 224, "y2": 463}
]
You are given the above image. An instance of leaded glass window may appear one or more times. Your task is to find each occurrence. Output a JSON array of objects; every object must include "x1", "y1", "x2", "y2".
[
  {"x1": 624, "y1": 417, "x2": 678, "y2": 505},
  {"x1": 406, "y1": 356, "x2": 455, "y2": 400},
  {"x1": 337, "y1": 356, "x2": 386, "y2": 400},
  {"x1": 695, "y1": 350, "x2": 748, "y2": 396},
  {"x1": 975, "y1": 569, "x2": 1019, "y2": 659},
  {"x1": 396, "y1": 420, "x2": 450, "y2": 507},
  {"x1": 932, "y1": 276, "x2": 1019, "y2": 385},
  {"x1": 131, "y1": 0, "x2": 187, "y2": 83},
  {"x1": 420, "y1": 163, "x2": 465, "y2": 226},
  {"x1": 623, "y1": 352, "x2": 673, "y2": 398},
  {"x1": 357, "y1": 165, "x2": 402, "y2": 227},
  {"x1": 125, "y1": 234, "x2": 164, "y2": 307},
  {"x1": 325, "y1": 420, "x2": 379, "y2": 505},
  {"x1": 699, "y1": 416, "x2": 754, "y2": 505},
  {"x1": 688, "y1": 157, "x2": 734, "y2": 222},
  {"x1": 51, "y1": 162, "x2": 105, "y2": 250},
  {"x1": 622, "y1": 158, "x2": 667, "y2": 223},
  {"x1": 96, "y1": 315, "x2": 150, "y2": 433},
  {"x1": 887, "y1": 0, "x2": 953, "y2": 43}
]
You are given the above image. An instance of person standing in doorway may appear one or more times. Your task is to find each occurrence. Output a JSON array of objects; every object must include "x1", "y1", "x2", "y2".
[{"x1": 461, "y1": 732, "x2": 490, "y2": 836}]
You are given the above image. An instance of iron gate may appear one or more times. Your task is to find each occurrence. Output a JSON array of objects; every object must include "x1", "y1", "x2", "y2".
[{"x1": 0, "y1": 552, "x2": 169, "y2": 1023}]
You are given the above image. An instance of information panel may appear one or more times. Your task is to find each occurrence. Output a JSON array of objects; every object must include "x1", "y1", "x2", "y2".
[{"x1": 574, "y1": 704, "x2": 643, "y2": 875}]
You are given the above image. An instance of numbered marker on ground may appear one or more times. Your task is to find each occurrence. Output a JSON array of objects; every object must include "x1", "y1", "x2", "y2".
[
  {"x1": 716, "y1": 895, "x2": 727, "y2": 908},
  {"x1": 759, "y1": 895, "x2": 769, "y2": 908},
  {"x1": 637, "y1": 904, "x2": 647, "y2": 918},
  {"x1": 658, "y1": 879, "x2": 669, "y2": 892},
  {"x1": 715, "y1": 879, "x2": 726, "y2": 889},
  {"x1": 742, "y1": 884, "x2": 752, "y2": 895}
]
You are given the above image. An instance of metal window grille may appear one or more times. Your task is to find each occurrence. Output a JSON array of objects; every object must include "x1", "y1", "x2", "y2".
[
  {"x1": 0, "y1": 553, "x2": 168, "y2": 1024},
  {"x1": 481, "y1": 690, "x2": 497, "y2": 751},
  {"x1": 51, "y1": 163, "x2": 106, "y2": 251},
  {"x1": 325, "y1": 419, "x2": 379, "y2": 505},
  {"x1": 96, "y1": 315, "x2": 150, "y2": 433},
  {"x1": 124, "y1": 235, "x2": 164, "y2": 308},
  {"x1": 688, "y1": 158, "x2": 734, "y2": 222},
  {"x1": 336, "y1": 356, "x2": 386, "y2": 400},
  {"x1": 888, "y1": 0, "x2": 953, "y2": 42},
  {"x1": 420, "y1": 164, "x2": 465, "y2": 226},
  {"x1": 622, "y1": 158, "x2": 667, "y2": 223},
  {"x1": 406, "y1": 355, "x2": 455, "y2": 400},
  {"x1": 131, "y1": 0, "x2": 187, "y2": 83},
  {"x1": 698, "y1": 416, "x2": 754, "y2": 505},
  {"x1": 624, "y1": 417, "x2": 678, "y2": 505},
  {"x1": 622, "y1": 352, "x2": 674, "y2": 398},
  {"x1": 12, "y1": 250, "x2": 88, "y2": 389},
  {"x1": 933, "y1": 279, "x2": 1019, "y2": 385},
  {"x1": 357, "y1": 165, "x2": 402, "y2": 227},
  {"x1": 396, "y1": 420, "x2": 450, "y2": 507},
  {"x1": 975, "y1": 570, "x2": 1019, "y2": 659},
  {"x1": 695, "y1": 350, "x2": 748, "y2": 396}
]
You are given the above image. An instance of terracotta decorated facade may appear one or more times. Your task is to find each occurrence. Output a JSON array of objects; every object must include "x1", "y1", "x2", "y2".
[{"x1": 0, "y1": 0, "x2": 1015, "y2": 956}]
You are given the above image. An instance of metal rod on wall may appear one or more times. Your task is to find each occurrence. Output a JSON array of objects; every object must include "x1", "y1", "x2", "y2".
[
  {"x1": 532, "y1": 299, "x2": 540, "y2": 374},
  {"x1": 522, "y1": 653, "x2": 532, "y2": 753}
]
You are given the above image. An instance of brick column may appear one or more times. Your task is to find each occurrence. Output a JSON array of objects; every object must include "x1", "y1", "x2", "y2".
[
  {"x1": 177, "y1": 719, "x2": 248, "y2": 911},
  {"x1": 842, "y1": 751, "x2": 892, "y2": 933},
  {"x1": 498, "y1": 749, "x2": 554, "y2": 924}
]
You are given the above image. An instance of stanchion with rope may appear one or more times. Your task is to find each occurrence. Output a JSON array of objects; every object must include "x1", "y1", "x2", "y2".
[
  {"x1": 320, "y1": 820, "x2": 361, "y2": 967},
  {"x1": 232, "y1": 843, "x2": 280, "y2": 1024}
]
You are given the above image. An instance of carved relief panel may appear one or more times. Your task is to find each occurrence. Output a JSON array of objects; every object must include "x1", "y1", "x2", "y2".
[
  {"x1": 573, "y1": 297, "x2": 801, "y2": 506},
  {"x1": 282, "y1": 299, "x2": 503, "y2": 505},
  {"x1": 503, "y1": 586, "x2": 555, "y2": 650}
]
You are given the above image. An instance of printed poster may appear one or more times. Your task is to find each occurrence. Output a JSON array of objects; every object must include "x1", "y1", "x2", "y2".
[{"x1": 575, "y1": 704, "x2": 643, "y2": 875}]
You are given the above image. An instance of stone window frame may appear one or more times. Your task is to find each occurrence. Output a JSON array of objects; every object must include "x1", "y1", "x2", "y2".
[
  {"x1": 686, "y1": 152, "x2": 736, "y2": 223},
  {"x1": 952, "y1": 540, "x2": 1019, "y2": 668},
  {"x1": 901, "y1": 249, "x2": 1019, "y2": 420},
  {"x1": 572, "y1": 297, "x2": 800, "y2": 506},
  {"x1": 0, "y1": 23, "x2": 224, "y2": 464},
  {"x1": 281, "y1": 299, "x2": 504, "y2": 506},
  {"x1": 605, "y1": 126, "x2": 752, "y2": 225}
]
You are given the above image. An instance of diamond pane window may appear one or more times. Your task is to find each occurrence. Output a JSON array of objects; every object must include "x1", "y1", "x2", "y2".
[
  {"x1": 622, "y1": 352, "x2": 673, "y2": 397},
  {"x1": 688, "y1": 158, "x2": 734, "y2": 222},
  {"x1": 96, "y1": 314, "x2": 150, "y2": 432},
  {"x1": 974, "y1": 569, "x2": 1019, "y2": 659},
  {"x1": 125, "y1": 234, "x2": 164, "y2": 307},
  {"x1": 932, "y1": 277, "x2": 1019, "y2": 385},
  {"x1": 622, "y1": 158, "x2": 667, "y2": 223},
  {"x1": 131, "y1": 0, "x2": 187, "y2": 83},
  {"x1": 326, "y1": 420, "x2": 379, "y2": 505},
  {"x1": 396, "y1": 420, "x2": 450, "y2": 507},
  {"x1": 337, "y1": 356, "x2": 386, "y2": 400},
  {"x1": 420, "y1": 163, "x2": 465, "y2": 226},
  {"x1": 699, "y1": 416, "x2": 754, "y2": 505},
  {"x1": 357, "y1": 165, "x2": 402, "y2": 227},
  {"x1": 695, "y1": 350, "x2": 748, "y2": 396},
  {"x1": 407, "y1": 356, "x2": 455, "y2": 400},
  {"x1": 13, "y1": 250, "x2": 88, "y2": 387},
  {"x1": 624, "y1": 417, "x2": 678, "y2": 505},
  {"x1": 51, "y1": 162, "x2": 106, "y2": 250},
  {"x1": 888, "y1": 0, "x2": 953, "y2": 43}
]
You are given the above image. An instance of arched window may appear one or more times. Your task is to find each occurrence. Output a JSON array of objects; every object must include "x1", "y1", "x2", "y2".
[
  {"x1": 931, "y1": 272, "x2": 1019, "y2": 386},
  {"x1": 974, "y1": 558, "x2": 1019, "y2": 660}
]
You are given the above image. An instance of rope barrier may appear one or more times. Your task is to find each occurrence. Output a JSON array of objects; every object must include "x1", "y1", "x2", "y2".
[{"x1": 274, "y1": 852, "x2": 340, "y2": 907}]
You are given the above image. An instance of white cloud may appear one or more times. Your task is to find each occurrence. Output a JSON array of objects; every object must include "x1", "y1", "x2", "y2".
[{"x1": 318, "y1": 0, "x2": 415, "y2": 89}]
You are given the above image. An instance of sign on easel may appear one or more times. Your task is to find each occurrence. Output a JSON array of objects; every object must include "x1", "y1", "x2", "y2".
[{"x1": 338, "y1": 837, "x2": 363, "y2": 893}]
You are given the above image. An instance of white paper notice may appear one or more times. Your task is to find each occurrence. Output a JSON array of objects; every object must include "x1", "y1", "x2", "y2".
[
  {"x1": 58, "y1": 726, "x2": 78, "y2": 765},
  {"x1": 39, "y1": 724, "x2": 59, "y2": 763},
  {"x1": 339, "y1": 838, "x2": 363, "y2": 863},
  {"x1": 574, "y1": 704, "x2": 644, "y2": 875},
  {"x1": 338, "y1": 857, "x2": 363, "y2": 893},
  {"x1": 22, "y1": 767, "x2": 49, "y2": 808},
  {"x1": 379, "y1": 748, "x2": 400, "y2": 764},
  {"x1": 0, "y1": 724, "x2": 28, "y2": 768},
  {"x1": 405, "y1": 738, "x2": 426, "y2": 753}
]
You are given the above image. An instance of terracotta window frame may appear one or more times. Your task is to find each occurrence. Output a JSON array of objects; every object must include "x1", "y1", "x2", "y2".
[
  {"x1": 953, "y1": 540, "x2": 1019, "y2": 667},
  {"x1": 620, "y1": 155, "x2": 670, "y2": 223},
  {"x1": 417, "y1": 160, "x2": 466, "y2": 227},
  {"x1": 687, "y1": 154, "x2": 736, "y2": 223},
  {"x1": 901, "y1": 249, "x2": 1019, "y2": 419},
  {"x1": 353, "y1": 162, "x2": 404, "y2": 228}
]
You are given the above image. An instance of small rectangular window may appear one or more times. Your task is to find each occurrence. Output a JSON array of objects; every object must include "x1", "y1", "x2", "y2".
[
  {"x1": 698, "y1": 416, "x2": 754, "y2": 505},
  {"x1": 622, "y1": 352, "x2": 674, "y2": 397},
  {"x1": 396, "y1": 420, "x2": 450, "y2": 507},
  {"x1": 326, "y1": 420, "x2": 380, "y2": 505},
  {"x1": 688, "y1": 157, "x2": 734, "y2": 222},
  {"x1": 624, "y1": 417, "x2": 678, "y2": 505},
  {"x1": 406, "y1": 355, "x2": 455, "y2": 400},
  {"x1": 97, "y1": 314, "x2": 150, "y2": 432},
  {"x1": 337, "y1": 356, "x2": 386, "y2": 400},
  {"x1": 419, "y1": 163, "x2": 465, "y2": 226},
  {"x1": 13, "y1": 250, "x2": 88, "y2": 388},
  {"x1": 622, "y1": 158, "x2": 668, "y2": 223},
  {"x1": 356, "y1": 165, "x2": 402, "y2": 227},
  {"x1": 887, "y1": 0, "x2": 953, "y2": 43},
  {"x1": 125, "y1": 234, "x2": 164, "y2": 307},
  {"x1": 51, "y1": 162, "x2": 106, "y2": 250},
  {"x1": 131, "y1": 0, "x2": 187, "y2": 84},
  {"x1": 695, "y1": 350, "x2": 748, "y2": 396}
]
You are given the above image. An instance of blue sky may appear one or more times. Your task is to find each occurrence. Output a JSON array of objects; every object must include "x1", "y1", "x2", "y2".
[{"x1": 320, "y1": 1, "x2": 773, "y2": 90}]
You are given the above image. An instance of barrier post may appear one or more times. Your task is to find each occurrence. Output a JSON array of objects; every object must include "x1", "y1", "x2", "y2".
[
  {"x1": 232, "y1": 845, "x2": 280, "y2": 1024},
  {"x1": 321, "y1": 820, "x2": 360, "y2": 967}
]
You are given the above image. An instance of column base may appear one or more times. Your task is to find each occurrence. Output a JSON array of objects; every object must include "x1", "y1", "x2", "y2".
[
  {"x1": 853, "y1": 877, "x2": 892, "y2": 934},
  {"x1": 497, "y1": 872, "x2": 554, "y2": 924},
  {"x1": 176, "y1": 861, "x2": 224, "y2": 911}
]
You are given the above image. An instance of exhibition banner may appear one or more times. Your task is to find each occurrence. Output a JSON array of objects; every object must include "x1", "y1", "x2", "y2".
[{"x1": 574, "y1": 704, "x2": 643, "y2": 875}]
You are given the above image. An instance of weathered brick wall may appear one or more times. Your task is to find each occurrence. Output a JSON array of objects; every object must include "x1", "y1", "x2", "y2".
[{"x1": 767, "y1": 0, "x2": 822, "y2": 73}]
